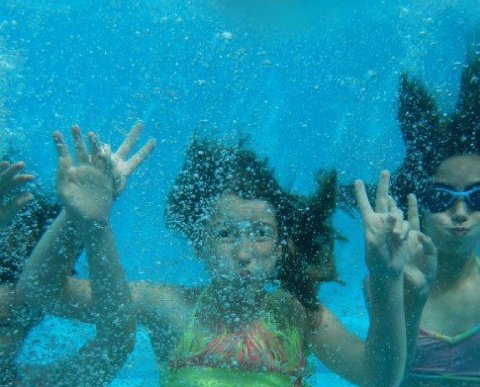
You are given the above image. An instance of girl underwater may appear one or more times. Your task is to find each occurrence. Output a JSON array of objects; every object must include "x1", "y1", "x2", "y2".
[
  {"x1": 391, "y1": 45, "x2": 480, "y2": 386},
  {"x1": 21, "y1": 125, "x2": 411, "y2": 386}
]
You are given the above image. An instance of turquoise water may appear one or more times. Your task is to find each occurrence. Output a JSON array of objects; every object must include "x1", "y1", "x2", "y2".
[{"x1": 2, "y1": 0, "x2": 479, "y2": 385}]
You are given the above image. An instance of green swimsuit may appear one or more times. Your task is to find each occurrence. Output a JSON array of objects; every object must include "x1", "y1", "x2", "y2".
[{"x1": 162, "y1": 290, "x2": 309, "y2": 386}]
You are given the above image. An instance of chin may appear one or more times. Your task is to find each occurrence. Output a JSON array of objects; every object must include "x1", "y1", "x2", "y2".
[{"x1": 437, "y1": 238, "x2": 477, "y2": 256}]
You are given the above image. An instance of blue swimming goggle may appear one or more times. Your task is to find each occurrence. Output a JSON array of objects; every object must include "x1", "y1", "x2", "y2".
[{"x1": 419, "y1": 184, "x2": 480, "y2": 213}]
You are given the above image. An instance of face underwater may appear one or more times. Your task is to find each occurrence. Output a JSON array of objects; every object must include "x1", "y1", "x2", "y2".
[
  {"x1": 202, "y1": 193, "x2": 281, "y2": 282},
  {"x1": 422, "y1": 154, "x2": 480, "y2": 255}
]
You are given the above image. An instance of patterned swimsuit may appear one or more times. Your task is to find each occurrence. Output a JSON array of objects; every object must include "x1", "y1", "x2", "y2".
[{"x1": 162, "y1": 290, "x2": 309, "y2": 386}]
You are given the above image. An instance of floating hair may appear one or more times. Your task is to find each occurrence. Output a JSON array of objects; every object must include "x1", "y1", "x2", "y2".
[{"x1": 391, "y1": 44, "x2": 480, "y2": 210}]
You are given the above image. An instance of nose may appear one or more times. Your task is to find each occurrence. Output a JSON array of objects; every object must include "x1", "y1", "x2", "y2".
[
  {"x1": 450, "y1": 198, "x2": 469, "y2": 223},
  {"x1": 233, "y1": 237, "x2": 254, "y2": 265}
]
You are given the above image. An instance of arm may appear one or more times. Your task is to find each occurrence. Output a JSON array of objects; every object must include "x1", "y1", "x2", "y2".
[
  {"x1": 23, "y1": 129, "x2": 136, "y2": 386},
  {"x1": 16, "y1": 210, "x2": 90, "y2": 320},
  {"x1": 17, "y1": 124, "x2": 155, "y2": 321},
  {"x1": 308, "y1": 171, "x2": 408, "y2": 386},
  {"x1": 24, "y1": 225, "x2": 136, "y2": 386}
]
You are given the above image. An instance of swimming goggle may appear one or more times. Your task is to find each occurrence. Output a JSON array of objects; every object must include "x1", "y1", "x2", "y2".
[{"x1": 419, "y1": 184, "x2": 480, "y2": 213}]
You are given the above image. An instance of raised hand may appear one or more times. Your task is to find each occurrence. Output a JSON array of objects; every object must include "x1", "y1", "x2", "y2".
[
  {"x1": 0, "y1": 161, "x2": 35, "y2": 228},
  {"x1": 404, "y1": 194, "x2": 438, "y2": 301},
  {"x1": 54, "y1": 127, "x2": 114, "y2": 225},
  {"x1": 355, "y1": 171, "x2": 410, "y2": 278},
  {"x1": 100, "y1": 123, "x2": 156, "y2": 198}
]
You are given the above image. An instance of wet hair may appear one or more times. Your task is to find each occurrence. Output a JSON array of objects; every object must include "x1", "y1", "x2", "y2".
[
  {"x1": 165, "y1": 138, "x2": 338, "y2": 311},
  {"x1": 391, "y1": 46, "x2": 480, "y2": 211},
  {"x1": 279, "y1": 170, "x2": 339, "y2": 310},
  {"x1": 0, "y1": 195, "x2": 61, "y2": 284}
]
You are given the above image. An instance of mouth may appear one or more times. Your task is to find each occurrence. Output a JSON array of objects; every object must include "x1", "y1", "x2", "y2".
[
  {"x1": 238, "y1": 269, "x2": 253, "y2": 278},
  {"x1": 449, "y1": 227, "x2": 470, "y2": 236}
]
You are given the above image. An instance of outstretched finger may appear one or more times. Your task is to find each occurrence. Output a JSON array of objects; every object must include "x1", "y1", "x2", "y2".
[
  {"x1": 396, "y1": 219, "x2": 410, "y2": 243},
  {"x1": 53, "y1": 131, "x2": 73, "y2": 168},
  {"x1": 355, "y1": 179, "x2": 373, "y2": 219},
  {"x1": 124, "y1": 138, "x2": 156, "y2": 175},
  {"x1": 1, "y1": 161, "x2": 27, "y2": 183},
  {"x1": 408, "y1": 194, "x2": 421, "y2": 231},
  {"x1": 72, "y1": 126, "x2": 90, "y2": 164},
  {"x1": 0, "y1": 163, "x2": 34, "y2": 194},
  {"x1": 88, "y1": 132, "x2": 102, "y2": 165},
  {"x1": 116, "y1": 122, "x2": 143, "y2": 159},
  {"x1": 387, "y1": 195, "x2": 402, "y2": 217},
  {"x1": 9, "y1": 173, "x2": 35, "y2": 190},
  {"x1": 0, "y1": 161, "x2": 9, "y2": 173},
  {"x1": 88, "y1": 132, "x2": 101, "y2": 157},
  {"x1": 374, "y1": 170, "x2": 390, "y2": 214}
]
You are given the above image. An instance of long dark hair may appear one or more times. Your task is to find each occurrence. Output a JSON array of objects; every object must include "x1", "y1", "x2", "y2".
[
  {"x1": 0, "y1": 195, "x2": 61, "y2": 284},
  {"x1": 165, "y1": 138, "x2": 338, "y2": 310},
  {"x1": 391, "y1": 45, "x2": 480, "y2": 210}
]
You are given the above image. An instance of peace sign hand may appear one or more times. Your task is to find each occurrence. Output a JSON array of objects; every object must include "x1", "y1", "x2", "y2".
[
  {"x1": 355, "y1": 171, "x2": 410, "y2": 279},
  {"x1": 404, "y1": 194, "x2": 438, "y2": 301}
]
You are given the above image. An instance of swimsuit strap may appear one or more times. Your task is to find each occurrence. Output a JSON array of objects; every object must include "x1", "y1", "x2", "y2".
[{"x1": 420, "y1": 324, "x2": 480, "y2": 344}]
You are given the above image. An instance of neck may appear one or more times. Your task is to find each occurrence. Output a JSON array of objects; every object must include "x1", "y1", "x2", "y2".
[
  {"x1": 432, "y1": 249, "x2": 478, "y2": 292},
  {"x1": 203, "y1": 279, "x2": 269, "y2": 325}
]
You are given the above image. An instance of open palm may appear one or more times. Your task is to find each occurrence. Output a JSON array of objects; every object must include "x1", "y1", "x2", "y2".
[{"x1": 54, "y1": 128, "x2": 114, "y2": 223}]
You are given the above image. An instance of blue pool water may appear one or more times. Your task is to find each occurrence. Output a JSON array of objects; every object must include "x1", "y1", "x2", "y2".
[{"x1": 2, "y1": 0, "x2": 480, "y2": 385}]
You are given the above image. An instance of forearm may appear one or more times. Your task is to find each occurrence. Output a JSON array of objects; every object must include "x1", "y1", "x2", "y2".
[
  {"x1": 365, "y1": 274, "x2": 406, "y2": 387},
  {"x1": 84, "y1": 223, "x2": 135, "y2": 354},
  {"x1": 24, "y1": 224, "x2": 135, "y2": 387},
  {"x1": 16, "y1": 210, "x2": 82, "y2": 308},
  {"x1": 70, "y1": 222, "x2": 135, "y2": 382}
]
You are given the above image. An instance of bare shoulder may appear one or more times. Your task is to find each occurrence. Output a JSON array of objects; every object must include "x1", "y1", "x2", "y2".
[
  {"x1": 130, "y1": 281, "x2": 200, "y2": 306},
  {"x1": 270, "y1": 290, "x2": 307, "y2": 329},
  {"x1": 131, "y1": 282, "x2": 204, "y2": 360},
  {"x1": 131, "y1": 281, "x2": 203, "y2": 325},
  {"x1": 309, "y1": 306, "x2": 341, "y2": 330}
]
